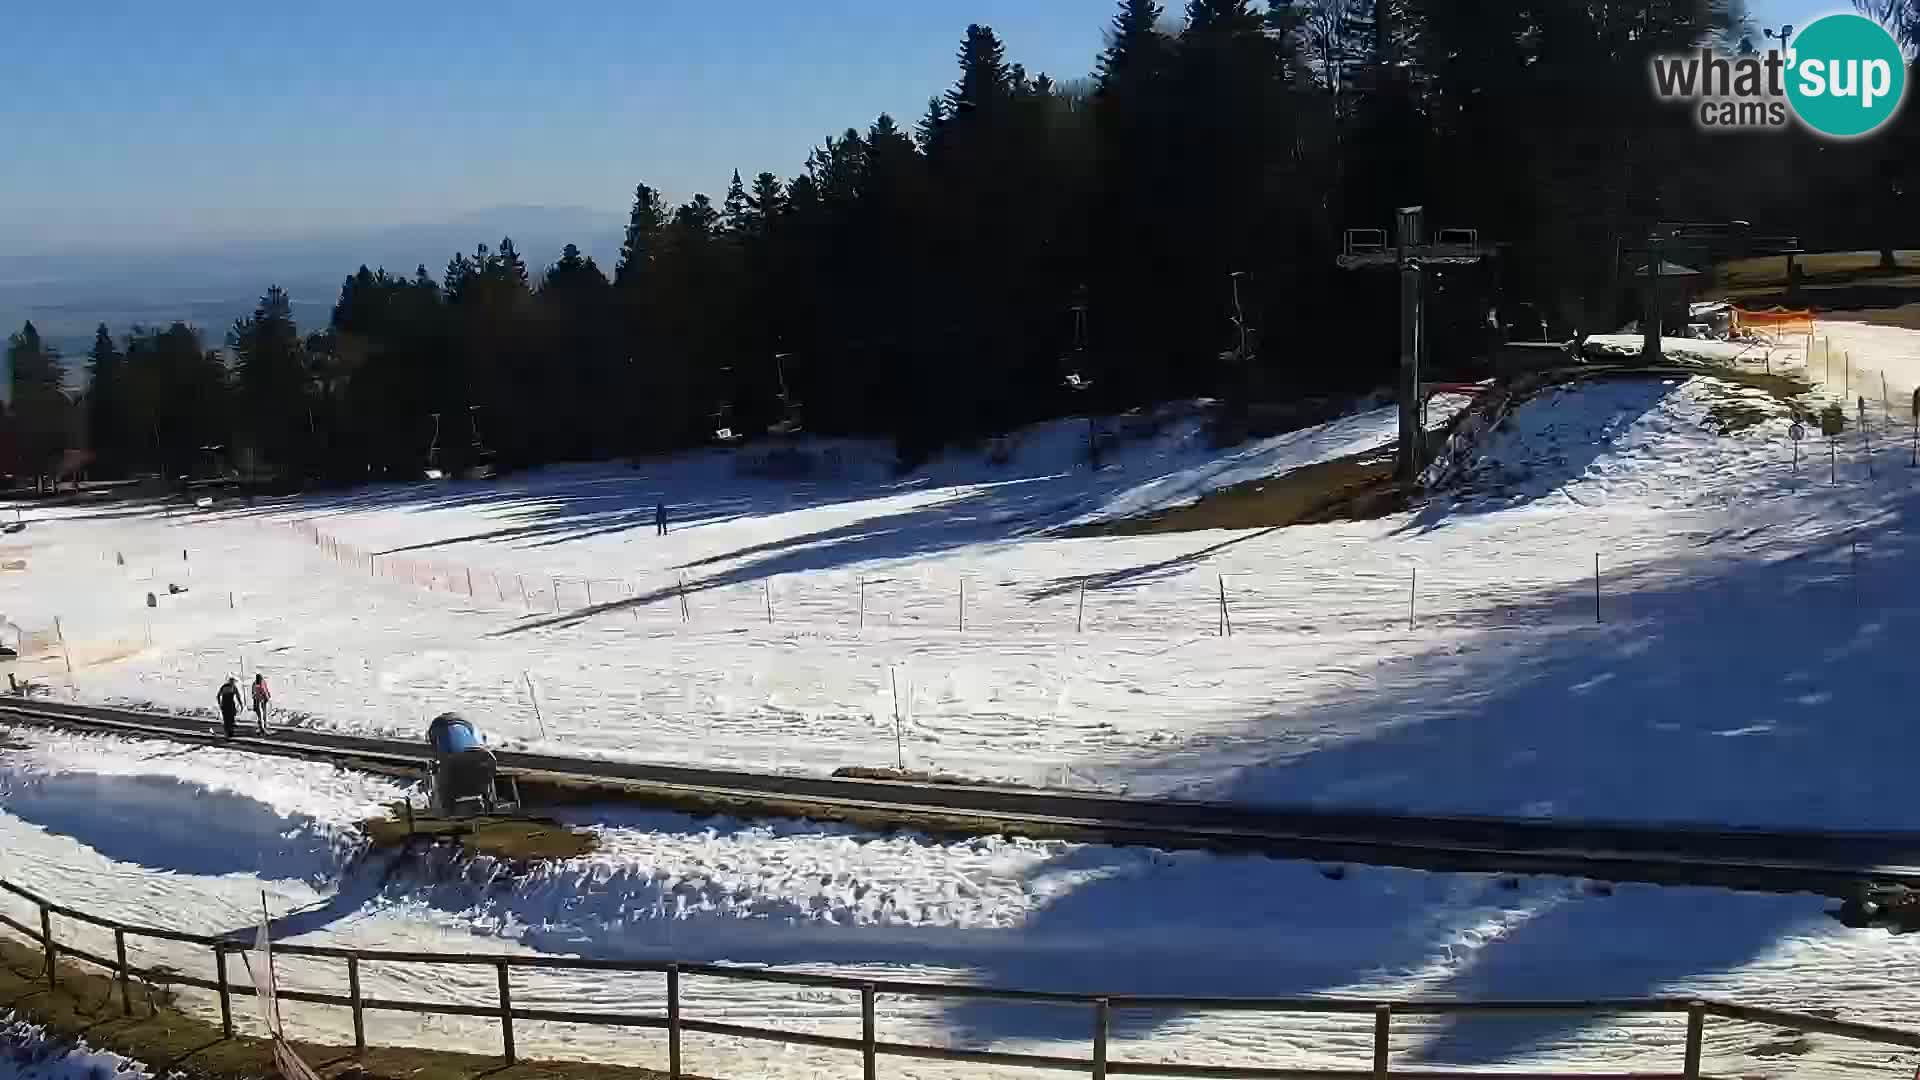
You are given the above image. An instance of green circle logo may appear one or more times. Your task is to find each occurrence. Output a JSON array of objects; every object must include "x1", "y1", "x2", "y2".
[{"x1": 1786, "y1": 13, "x2": 1906, "y2": 138}]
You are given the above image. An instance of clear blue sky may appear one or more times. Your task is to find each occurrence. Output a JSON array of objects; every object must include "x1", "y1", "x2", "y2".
[
  {"x1": 0, "y1": 1, "x2": 1880, "y2": 254},
  {"x1": 1, "y1": 1, "x2": 1116, "y2": 250}
]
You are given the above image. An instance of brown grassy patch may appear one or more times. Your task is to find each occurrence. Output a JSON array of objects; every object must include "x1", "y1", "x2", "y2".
[
  {"x1": 0, "y1": 936, "x2": 679, "y2": 1080},
  {"x1": 364, "y1": 805, "x2": 597, "y2": 860},
  {"x1": 1693, "y1": 369, "x2": 1818, "y2": 435},
  {"x1": 1076, "y1": 443, "x2": 1408, "y2": 537},
  {"x1": 1717, "y1": 250, "x2": 1920, "y2": 290}
]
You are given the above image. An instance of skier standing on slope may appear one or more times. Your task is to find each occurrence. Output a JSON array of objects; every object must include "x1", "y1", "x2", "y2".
[
  {"x1": 655, "y1": 501, "x2": 668, "y2": 536},
  {"x1": 250, "y1": 673, "x2": 272, "y2": 734},
  {"x1": 216, "y1": 676, "x2": 242, "y2": 738}
]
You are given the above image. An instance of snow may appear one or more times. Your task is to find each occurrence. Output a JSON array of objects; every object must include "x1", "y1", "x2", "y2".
[
  {"x1": 7, "y1": 343, "x2": 1920, "y2": 828},
  {"x1": 6, "y1": 725, "x2": 1920, "y2": 1079},
  {"x1": 0, "y1": 1015, "x2": 157, "y2": 1080}
]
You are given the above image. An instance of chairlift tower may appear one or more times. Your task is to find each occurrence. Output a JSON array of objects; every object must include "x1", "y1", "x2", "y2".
[{"x1": 1336, "y1": 207, "x2": 1497, "y2": 482}]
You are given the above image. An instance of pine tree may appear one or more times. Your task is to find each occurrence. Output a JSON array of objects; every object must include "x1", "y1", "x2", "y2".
[
  {"x1": 230, "y1": 285, "x2": 312, "y2": 479},
  {"x1": 495, "y1": 237, "x2": 529, "y2": 288},
  {"x1": 85, "y1": 324, "x2": 127, "y2": 476},
  {"x1": 6, "y1": 322, "x2": 72, "y2": 488},
  {"x1": 1097, "y1": 0, "x2": 1169, "y2": 90},
  {"x1": 722, "y1": 170, "x2": 751, "y2": 235},
  {"x1": 616, "y1": 183, "x2": 668, "y2": 286},
  {"x1": 915, "y1": 97, "x2": 948, "y2": 152},
  {"x1": 746, "y1": 172, "x2": 785, "y2": 232},
  {"x1": 945, "y1": 25, "x2": 1014, "y2": 121}
]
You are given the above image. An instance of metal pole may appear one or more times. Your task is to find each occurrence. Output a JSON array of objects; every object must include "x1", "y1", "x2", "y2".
[
  {"x1": 1397, "y1": 207, "x2": 1425, "y2": 481},
  {"x1": 348, "y1": 955, "x2": 365, "y2": 1054},
  {"x1": 862, "y1": 983, "x2": 877, "y2": 1080},
  {"x1": 1682, "y1": 1001, "x2": 1705, "y2": 1080},
  {"x1": 1642, "y1": 234, "x2": 1663, "y2": 362},
  {"x1": 668, "y1": 964, "x2": 682, "y2": 1080},
  {"x1": 1409, "y1": 569, "x2": 1416, "y2": 630},
  {"x1": 1373, "y1": 1004, "x2": 1391, "y2": 1080},
  {"x1": 1594, "y1": 554, "x2": 1601, "y2": 624},
  {"x1": 39, "y1": 904, "x2": 55, "y2": 990},
  {"x1": 115, "y1": 928, "x2": 131, "y2": 1016},
  {"x1": 1077, "y1": 581, "x2": 1086, "y2": 633},
  {"x1": 496, "y1": 958, "x2": 515, "y2": 1063},
  {"x1": 215, "y1": 947, "x2": 234, "y2": 1038},
  {"x1": 1093, "y1": 997, "x2": 1110, "y2": 1080}
]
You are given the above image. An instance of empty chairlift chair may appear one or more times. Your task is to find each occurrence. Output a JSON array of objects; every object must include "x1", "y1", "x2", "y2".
[{"x1": 425, "y1": 713, "x2": 520, "y2": 816}]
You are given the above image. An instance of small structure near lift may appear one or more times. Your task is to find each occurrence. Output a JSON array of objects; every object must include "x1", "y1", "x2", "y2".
[
  {"x1": 1336, "y1": 208, "x2": 1499, "y2": 481},
  {"x1": 425, "y1": 712, "x2": 521, "y2": 816}
]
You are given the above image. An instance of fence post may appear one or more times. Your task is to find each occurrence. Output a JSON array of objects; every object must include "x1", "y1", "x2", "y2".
[
  {"x1": 348, "y1": 954, "x2": 365, "y2": 1054},
  {"x1": 39, "y1": 904, "x2": 55, "y2": 990},
  {"x1": 862, "y1": 982, "x2": 877, "y2": 1080},
  {"x1": 1682, "y1": 1000, "x2": 1705, "y2": 1080},
  {"x1": 495, "y1": 957, "x2": 515, "y2": 1063},
  {"x1": 667, "y1": 964, "x2": 682, "y2": 1080},
  {"x1": 1594, "y1": 554, "x2": 1601, "y2": 624},
  {"x1": 214, "y1": 946, "x2": 234, "y2": 1038},
  {"x1": 1408, "y1": 569, "x2": 1416, "y2": 631},
  {"x1": 1092, "y1": 997, "x2": 1109, "y2": 1080},
  {"x1": 115, "y1": 928, "x2": 131, "y2": 1016},
  {"x1": 1373, "y1": 1004, "x2": 1391, "y2": 1080}
]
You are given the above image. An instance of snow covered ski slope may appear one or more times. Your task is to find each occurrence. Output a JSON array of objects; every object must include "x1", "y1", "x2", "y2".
[
  {"x1": 5, "y1": 329, "x2": 1920, "y2": 829},
  {"x1": 6, "y1": 726, "x2": 1920, "y2": 1080}
]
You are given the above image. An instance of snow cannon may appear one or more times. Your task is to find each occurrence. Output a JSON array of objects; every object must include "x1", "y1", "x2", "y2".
[{"x1": 425, "y1": 713, "x2": 520, "y2": 817}]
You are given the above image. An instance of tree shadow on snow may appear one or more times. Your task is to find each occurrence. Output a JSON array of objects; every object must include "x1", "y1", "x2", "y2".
[{"x1": 0, "y1": 771, "x2": 353, "y2": 885}]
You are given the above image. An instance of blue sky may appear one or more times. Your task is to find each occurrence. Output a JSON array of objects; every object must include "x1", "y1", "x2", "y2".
[
  {"x1": 1, "y1": 2, "x2": 1115, "y2": 250},
  {"x1": 0, "y1": 1, "x2": 1877, "y2": 253}
]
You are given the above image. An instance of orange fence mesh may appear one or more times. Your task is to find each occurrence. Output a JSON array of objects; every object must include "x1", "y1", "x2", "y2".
[{"x1": 1731, "y1": 306, "x2": 1815, "y2": 338}]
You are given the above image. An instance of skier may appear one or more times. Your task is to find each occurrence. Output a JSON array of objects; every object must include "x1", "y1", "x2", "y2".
[
  {"x1": 250, "y1": 673, "x2": 272, "y2": 734},
  {"x1": 654, "y1": 501, "x2": 668, "y2": 536},
  {"x1": 216, "y1": 676, "x2": 242, "y2": 738}
]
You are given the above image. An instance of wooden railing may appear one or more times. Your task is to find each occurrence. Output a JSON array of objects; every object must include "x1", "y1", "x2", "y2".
[{"x1": 4, "y1": 877, "x2": 1918, "y2": 1080}]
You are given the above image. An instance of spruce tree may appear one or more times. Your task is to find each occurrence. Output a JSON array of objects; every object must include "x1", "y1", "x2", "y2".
[
  {"x1": 6, "y1": 322, "x2": 71, "y2": 488},
  {"x1": 722, "y1": 170, "x2": 751, "y2": 235},
  {"x1": 616, "y1": 183, "x2": 668, "y2": 286},
  {"x1": 945, "y1": 25, "x2": 1014, "y2": 120},
  {"x1": 85, "y1": 324, "x2": 126, "y2": 476}
]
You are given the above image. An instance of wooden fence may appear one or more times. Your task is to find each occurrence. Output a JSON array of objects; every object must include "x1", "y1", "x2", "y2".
[{"x1": 5, "y1": 879, "x2": 1920, "y2": 1080}]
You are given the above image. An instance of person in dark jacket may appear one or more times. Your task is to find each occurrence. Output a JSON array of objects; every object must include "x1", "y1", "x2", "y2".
[
  {"x1": 655, "y1": 501, "x2": 668, "y2": 536},
  {"x1": 216, "y1": 677, "x2": 242, "y2": 738}
]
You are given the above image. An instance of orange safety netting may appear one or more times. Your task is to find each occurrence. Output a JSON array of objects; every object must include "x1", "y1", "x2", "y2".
[{"x1": 1732, "y1": 306, "x2": 1815, "y2": 337}]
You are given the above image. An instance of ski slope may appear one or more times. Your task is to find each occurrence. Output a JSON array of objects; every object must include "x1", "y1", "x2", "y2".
[
  {"x1": 4, "y1": 330, "x2": 1920, "y2": 828},
  {"x1": 4, "y1": 726, "x2": 1918, "y2": 1080}
]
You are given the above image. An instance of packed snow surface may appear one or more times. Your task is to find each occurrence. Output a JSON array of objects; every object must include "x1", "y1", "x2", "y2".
[
  {"x1": 4, "y1": 727, "x2": 1919, "y2": 1080},
  {"x1": 6, "y1": 337, "x2": 1920, "y2": 828}
]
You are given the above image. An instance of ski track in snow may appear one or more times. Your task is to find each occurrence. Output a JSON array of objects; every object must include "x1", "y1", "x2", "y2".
[
  {"x1": 7, "y1": 338, "x2": 1920, "y2": 1073},
  {"x1": 3, "y1": 727, "x2": 1919, "y2": 1079}
]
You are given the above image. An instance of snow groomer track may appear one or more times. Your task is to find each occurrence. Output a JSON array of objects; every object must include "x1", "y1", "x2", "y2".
[{"x1": 4, "y1": 697, "x2": 1918, "y2": 896}]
